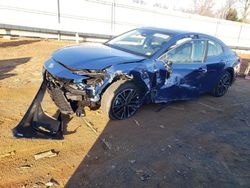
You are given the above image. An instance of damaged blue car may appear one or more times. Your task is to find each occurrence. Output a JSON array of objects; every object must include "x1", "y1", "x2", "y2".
[
  {"x1": 13, "y1": 27, "x2": 241, "y2": 139},
  {"x1": 43, "y1": 27, "x2": 240, "y2": 120}
]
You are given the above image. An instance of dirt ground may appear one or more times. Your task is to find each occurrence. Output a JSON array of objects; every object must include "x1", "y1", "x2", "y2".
[{"x1": 0, "y1": 37, "x2": 250, "y2": 188}]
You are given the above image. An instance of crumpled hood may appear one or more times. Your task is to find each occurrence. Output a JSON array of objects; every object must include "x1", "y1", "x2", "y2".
[{"x1": 52, "y1": 43, "x2": 145, "y2": 70}]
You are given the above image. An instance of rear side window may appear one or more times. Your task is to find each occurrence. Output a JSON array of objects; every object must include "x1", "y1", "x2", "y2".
[
  {"x1": 207, "y1": 40, "x2": 223, "y2": 57},
  {"x1": 192, "y1": 40, "x2": 206, "y2": 62},
  {"x1": 161, "y1": 39, "x2": 206, "y2": 63}
]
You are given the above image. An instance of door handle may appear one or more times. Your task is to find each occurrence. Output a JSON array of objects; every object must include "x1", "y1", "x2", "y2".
[{"x1": 197, "y1": 67, "x2": 207, "y2": 73}]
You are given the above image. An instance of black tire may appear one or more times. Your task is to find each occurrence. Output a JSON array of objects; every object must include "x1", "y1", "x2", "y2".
[
  {"x1": 101, "y1": 80, "x2": 142, "y2": 120},
  {"x1": 211, "y1": 71, "x2": 232, "y2": 97}
]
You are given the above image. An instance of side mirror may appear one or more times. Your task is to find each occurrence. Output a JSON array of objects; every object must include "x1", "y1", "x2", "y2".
[
  {"x1": 164, "y1": 60, "x2": 172, "y2": 79},
  {"x1": 166, "y1": 60, "x2": 173, "y2": 66}
]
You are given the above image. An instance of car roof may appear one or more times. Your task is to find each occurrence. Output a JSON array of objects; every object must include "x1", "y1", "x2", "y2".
[
  {"x1": 139, "y1": 27, "x2": 226, "y2": 46},
  {"x1": 140, "y1": 27, "x2": 188, "y2": 35}
]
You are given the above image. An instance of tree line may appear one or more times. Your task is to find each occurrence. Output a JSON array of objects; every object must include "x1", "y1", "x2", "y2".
[
  {"x1": 132, "y1": 0, "x2": 250, "y2": 23},
  {"x1": 188, "y1": 0, "x2": 250, "y2": 23}
]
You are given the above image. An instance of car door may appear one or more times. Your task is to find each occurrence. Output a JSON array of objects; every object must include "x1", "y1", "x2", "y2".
[
  {"x1": 200, "y1": 40, "x2": 225, "y2": 92},
  {"x1": 155, "y1": 39, "x2": 209, "y2": 102}
]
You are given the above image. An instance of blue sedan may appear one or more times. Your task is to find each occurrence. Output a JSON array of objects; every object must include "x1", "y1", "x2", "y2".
[{"x1": 44, "y1": 27, "x2": 240, "y2": 120}]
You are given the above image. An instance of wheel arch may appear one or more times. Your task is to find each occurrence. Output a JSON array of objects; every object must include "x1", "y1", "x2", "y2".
[
  {"x1": 129, "y1": 70, "x2": 150, "y2": 94},
  {"x1": 225, "y1": 67, "x2": 234, "y2": 84},
  {"x1": 100, "y1": 70, "x2": 150, "y2": 98}
]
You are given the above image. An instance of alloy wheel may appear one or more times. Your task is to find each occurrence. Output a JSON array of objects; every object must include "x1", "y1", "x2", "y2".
[
  {"x1": 217, "y1": 74, "x2": 231, "y2": 96},
  {"x1": 111, "y1": 89, "x2": 140, "y2": 120}
]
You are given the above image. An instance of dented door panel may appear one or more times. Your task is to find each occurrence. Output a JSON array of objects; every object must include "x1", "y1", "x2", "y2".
[{"x1": 155, "y1": 63, "x2": 209, "y2": 103}]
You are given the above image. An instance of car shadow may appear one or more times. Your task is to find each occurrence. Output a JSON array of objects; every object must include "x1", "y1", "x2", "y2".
[
  {"x1": 62, "y1": 114, "x2": 80, "y2": 136},
  {"x1": 0, "y1": 39, "x2": 40, "y2": 48},
  {"x1": 65, "y1": 93, "x2": 250, "y2": 187},
  {"x1": 0, "y1": 57, "x2": 31, "y2": 80}
]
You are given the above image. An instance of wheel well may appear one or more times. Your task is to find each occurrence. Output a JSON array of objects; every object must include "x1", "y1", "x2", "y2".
[
  {"x1": 104, "y1": 77, "x2": 148, "y2": 94},
  {"x1": 225, "y1": 68, "x2": 234, "y2": 84},
  {"x1": 131, "y1": 79, "x2": 148, "y2": 94},
  {"x1": 101, "y1": 72, "x2": 149, "y2": 96},
  {"x1": 100, "y1": 76, "x2": 129, "y2": 98}
]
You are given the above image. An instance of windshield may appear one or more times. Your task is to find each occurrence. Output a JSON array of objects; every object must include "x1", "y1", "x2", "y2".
[{"x1": 105, "y1": 29, "x2": 172, "y2": 57}]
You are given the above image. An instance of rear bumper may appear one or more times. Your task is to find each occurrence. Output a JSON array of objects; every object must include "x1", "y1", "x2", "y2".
[{"x1": 232, "y1": 59, "x2": 241, "y2": 83}]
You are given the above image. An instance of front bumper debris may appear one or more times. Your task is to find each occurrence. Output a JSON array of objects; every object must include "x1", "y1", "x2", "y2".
[
  {"x1": 12, "y1": 80, "x2": 66, "y2": 140},
  {"x1": 45, "y1": 69, "x2": 101, "y2": 115}
]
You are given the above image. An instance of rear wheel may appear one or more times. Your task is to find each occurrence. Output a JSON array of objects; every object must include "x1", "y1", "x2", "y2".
[
  {"x1": 211, "y1": 71, "x2": 231, "y2": 97},
  {"x1": 101, "y1": 80, "x2": 142, "y2": 120}
]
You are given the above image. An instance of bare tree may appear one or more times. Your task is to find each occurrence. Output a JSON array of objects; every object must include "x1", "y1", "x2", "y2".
[
  {"x1": 132, "y1": 0, "x2": 146, "y2": 5},
  {"x1": 183, "y1": 0, "x2": 216, "y2": 17},
  {"x1": 193, "y1": 0, "x2": 215, "y2": 17},
  {"x1": 226, "y1": 0, "x2": 237, "y2": 9},
  {"x1": 215, "y1": 0, "x2": 237, "y2": 19},
  {"x1": 239, "y1": 0, "x2": 250, "y2": 22}
]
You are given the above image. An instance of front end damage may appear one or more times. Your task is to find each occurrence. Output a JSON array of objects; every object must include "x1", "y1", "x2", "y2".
[
  {"x1": 44, "y1": 68, "x2": 108, "y2": 117},
  {"x1": 13, "y1": 59, "x2": 138, "y2": 139},
  {"x1": 45, "y1": 55, "x2": 139, "y2": 115}
]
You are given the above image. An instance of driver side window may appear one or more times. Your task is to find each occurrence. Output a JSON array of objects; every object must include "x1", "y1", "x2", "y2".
[{"x1": 161, "y1": 39, "x2": 206, "y2": 64}]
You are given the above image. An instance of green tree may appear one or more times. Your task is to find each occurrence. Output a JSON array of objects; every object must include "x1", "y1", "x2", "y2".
[{"x1": 225, "y1": 8, "x2": 239, "y2": 21}]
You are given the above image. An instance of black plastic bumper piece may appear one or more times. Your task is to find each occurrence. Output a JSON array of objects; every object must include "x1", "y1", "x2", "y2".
[{"x1": 12, "y1": 80, "x2": 64, "y2": 140}]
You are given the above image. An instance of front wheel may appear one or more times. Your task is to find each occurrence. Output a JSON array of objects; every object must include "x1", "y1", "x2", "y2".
[
  {"x1": 211, "y1": 72, "x2": 231, "y2": 97},
  {"x1": 101, "y1": 80, "x2": 142, "y2": 120}
]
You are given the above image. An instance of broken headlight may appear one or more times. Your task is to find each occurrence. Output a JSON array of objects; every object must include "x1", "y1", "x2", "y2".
[{"x1": 73, "y1": 69, "x2": 107, "y2": 79}]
